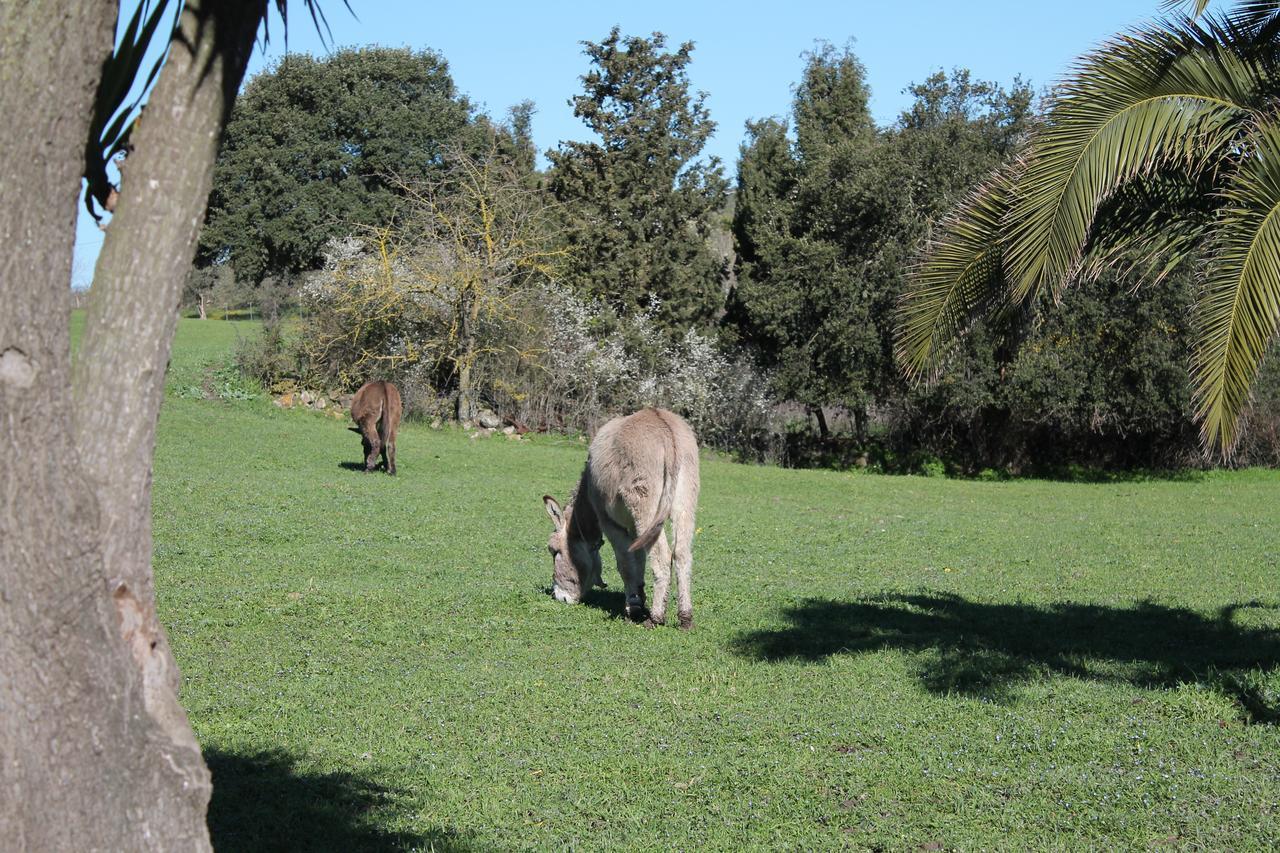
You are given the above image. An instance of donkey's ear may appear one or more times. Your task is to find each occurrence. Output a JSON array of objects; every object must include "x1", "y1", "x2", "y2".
[{"x1": 543, "y1": 495, "x2": 564, "y2": 527}]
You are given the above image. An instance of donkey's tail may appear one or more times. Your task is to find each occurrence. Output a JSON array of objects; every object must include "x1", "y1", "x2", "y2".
[{"x1": 628, "y1": 419, "x2": 680, "y2": 553}]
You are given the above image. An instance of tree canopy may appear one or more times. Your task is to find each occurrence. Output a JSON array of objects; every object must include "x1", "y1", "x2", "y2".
[
  {"x1": 728, "y1": 44, "x2": 1033, "y2": 436},
  {"x1": 198, "y1": 46, "x2": 523, "y2": 283},
  {"x1": 547, "y1": 28, "x2": 728, "y2": 330}
]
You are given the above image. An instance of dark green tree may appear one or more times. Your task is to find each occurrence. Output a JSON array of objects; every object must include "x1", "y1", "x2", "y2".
[
  {"x1": 727, "y1": 111, "x2": 865, "y2": 438},
  {"x1": 548, "y1": 28, "x2": 728, "y2": 330},
  {"x1": 726, "y1": 44, "x2": 880, "y2": 436},
  {"x1": 848, "y1": 70, "x2": 1033, "y2": 406},
  {"x1": 728, "y1": 48, "x2": 1032, "y2": 439},
  {"x1": 198, "y1": 47, "x2": 521, "y2": 283},
  {"x1": 503, "y1": 100, "x2": 538, "y2": 178},
  {"x1": 898, "y1": 1, "x2": 1280, "y2": 456},
  {"x1": 792, "y1": 40, "x2": 876, "y2": 160},
  {"x1": 894, "y1": 266, "x2": 1204, "y2": 473}
]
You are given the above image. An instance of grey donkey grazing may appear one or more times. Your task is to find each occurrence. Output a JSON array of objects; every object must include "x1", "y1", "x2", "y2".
[
  {"x1": 543, "y1": 407, "x2": 700, "y2": 629},
  {"x1": 349, "y1": 380, "x2": 402, "y2": 475}
]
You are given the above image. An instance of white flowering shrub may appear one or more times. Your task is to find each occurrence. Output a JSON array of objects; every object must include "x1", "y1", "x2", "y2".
[
  {"x1": 487, "y1": 283, "x2": 779, "y2": 459},
  {"x1": 652, "y1": 327, "x2": 777, "y2": 455},
  {"x1": 296, "y1": 237, "x2": 778, "y2": 457}
]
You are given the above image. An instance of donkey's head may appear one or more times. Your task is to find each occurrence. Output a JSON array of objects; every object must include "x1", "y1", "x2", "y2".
[{"x1": 543, "y1": 495, "x2": 603, "y2": 604}]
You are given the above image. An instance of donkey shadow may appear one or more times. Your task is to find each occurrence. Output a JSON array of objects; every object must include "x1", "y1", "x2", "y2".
[
  {"x1": 733, "y1": 591, "x2": 1280, "y2": 722},
  {"x1": 582, "y1": 586, "x2": 632, "y2": 620},
  {"x1": 538, "y1": 583, "x2": 632, "y2": 620},
  {"x1": 338, "y1": 461, "x2": 392, "y2": 474}
]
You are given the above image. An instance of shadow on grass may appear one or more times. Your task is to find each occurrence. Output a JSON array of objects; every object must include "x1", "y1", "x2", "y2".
[
  {"x1": 537, "y1": 583, "x2": 645, "y2": 622},
  {"x1": 733, "y1": 592, "x2": 1280, "y2": 723},
  {"x1": 206, "y1": 748, "x2": 476, "y2": 852},
  {"x1": 581, "y1": 586, "x2": 628, "y2": 619},
  {"x1": 338, "y1": 461, "x2": 396, "y2": 474}
]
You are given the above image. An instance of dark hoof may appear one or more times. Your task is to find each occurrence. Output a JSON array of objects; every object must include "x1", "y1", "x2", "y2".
[
  {"x1": 625, "y1": 606, "x2": 649, "y2": 623},
  {"x1": 387, "y1": 469, "x2": 397, "y2": 476},
  {"x1": 678, "y1": 612, "x2": 694, "y2": 630},
  {"x1": 641, "y1": 616, "x2": 665, "y2": 629}
]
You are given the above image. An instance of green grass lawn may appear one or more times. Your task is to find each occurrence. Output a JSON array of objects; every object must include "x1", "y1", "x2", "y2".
[{"x1": 148, "y1": 318, "x2": 1280, "y2": 850}]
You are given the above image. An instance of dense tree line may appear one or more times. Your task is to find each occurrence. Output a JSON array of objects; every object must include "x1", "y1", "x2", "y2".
[
  {"x1": 728, "y1": 45, "x2": 1034, "y2": 443},
  {"x1": 209, "y1": 31, "x2": 1280, "y2": 472}
]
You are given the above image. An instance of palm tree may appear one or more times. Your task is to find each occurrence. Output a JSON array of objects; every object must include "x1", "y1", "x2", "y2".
[{"x1": 897, "y1": 0, "x2": 1280, "y2": 456}]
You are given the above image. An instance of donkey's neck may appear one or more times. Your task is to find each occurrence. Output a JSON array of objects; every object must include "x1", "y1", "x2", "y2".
[{"x1": 568, "y1": 470, "x2": 601, "y2": 547}]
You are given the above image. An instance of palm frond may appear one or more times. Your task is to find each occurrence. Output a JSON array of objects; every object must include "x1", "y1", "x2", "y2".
[
  {"x1": 1192, "y1": 119, "x2": 1280, "y2": 455},
  {"x1": 263, "y1": 0, "x2": 356, "y2": 50},
  {"x1": 1164, "y1": 1, "x2": 1280, "y2": 24},
  {"x1": 1162, "y1": 0, "x2": 1212, "y2": 15},
  {"x1": 1230, "y1": 1, "x2": 1280, "y2": 29},
  {"x1": 1079, "y1": 167, "x2": 1220, "y2": 286},
  {"x1": 85, "y1": 0, "x2": 178, "y2": 219},
  {"x1": 85, "y1": 0, "x2": 355, "y2": 219},
  {"x1": 1002, "y1": 14, "x2": 1259, "y2": 304},
  {"x1": 897, "y1": 166, "x2": 1017, "y2": 382}
]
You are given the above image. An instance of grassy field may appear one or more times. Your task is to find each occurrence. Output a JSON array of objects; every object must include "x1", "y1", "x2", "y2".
[{"x1": 146, "y1": 318, "x2": 1280, "y2": 850}]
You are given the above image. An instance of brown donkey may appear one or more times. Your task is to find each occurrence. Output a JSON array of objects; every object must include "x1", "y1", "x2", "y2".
[
  {"x1": 543, "y1": 407, "x2": 700, "y2": 628},
  {"x1": 349, "y1": 380, "x2": 402, "y2": 475}
]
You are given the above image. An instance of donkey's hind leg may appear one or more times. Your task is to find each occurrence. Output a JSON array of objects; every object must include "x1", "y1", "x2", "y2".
[
  {"x1": 644, "y1": 530, "x2": 672, "y2": 628},
  {"x1": 377, "y1": 418, "x2": 394, "y2": 475},
  {"x1": 671, "y1": 482, "x2": 697, "y2": 630}
]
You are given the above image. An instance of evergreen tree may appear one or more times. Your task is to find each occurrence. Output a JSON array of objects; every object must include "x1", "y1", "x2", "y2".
[
  {"x1": 728, "y1": 47, "x2": 1032, "y2": 438},
  {"x1": 792, "y1": 41, "x2": 876, "y2": 160},
  {"x1": 726, "y1": 44, "x2": 880, "y2": 436},
  {"x1": 548, "y1": 28, "x2": 728, "y2": 330},
  {"x1": 504, "y1": 100, "x2": 538, "y2": 178}
]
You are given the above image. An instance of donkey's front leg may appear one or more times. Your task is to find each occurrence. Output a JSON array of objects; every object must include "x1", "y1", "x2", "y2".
[{"x1": 603, "y1": 524, "x2": 645, "y2": 621}]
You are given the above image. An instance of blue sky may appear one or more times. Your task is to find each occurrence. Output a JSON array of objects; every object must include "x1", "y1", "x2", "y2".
[{"x1": 73, "y1": 0, "x2": 1172, "y2": 288}]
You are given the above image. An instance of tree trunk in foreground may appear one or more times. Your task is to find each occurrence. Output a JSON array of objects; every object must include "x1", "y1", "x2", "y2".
[{"x1": 1, "y1": 1, "x2": 261, "y2": 848}]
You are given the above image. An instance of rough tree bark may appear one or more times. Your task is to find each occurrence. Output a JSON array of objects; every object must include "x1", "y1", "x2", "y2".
[
  {"x1": 456, "y1": 288, "x2": 480, "y2": 421},
  {"x1": 1, "y1": 0, "x2": 262, "y2": 848}
]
